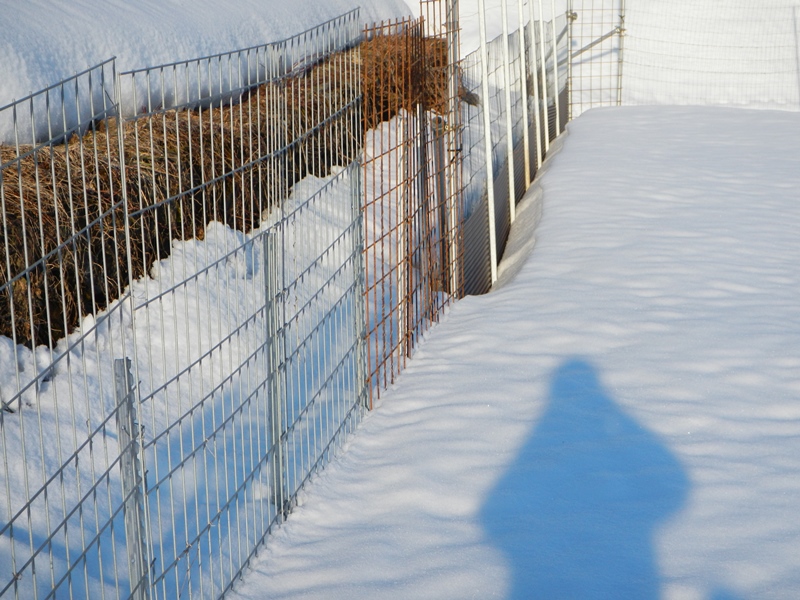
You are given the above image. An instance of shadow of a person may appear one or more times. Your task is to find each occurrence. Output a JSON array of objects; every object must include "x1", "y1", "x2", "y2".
[{"x1": 482, "y1": 359, "x2": 689, "y2": 599}]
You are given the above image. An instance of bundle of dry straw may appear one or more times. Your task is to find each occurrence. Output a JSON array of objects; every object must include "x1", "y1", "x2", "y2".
[{"x1": 1, "y1": 36, "x2": 450, "y2": 349}]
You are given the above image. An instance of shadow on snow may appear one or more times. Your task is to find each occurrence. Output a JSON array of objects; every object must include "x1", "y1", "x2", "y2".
[{"x1": 482, "y1": 358, "x2": 689, "y2": 599}]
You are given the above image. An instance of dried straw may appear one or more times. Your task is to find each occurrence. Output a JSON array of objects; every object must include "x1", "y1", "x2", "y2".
[{"x1": 1, "y1": 38, "x2": 449, "y2": 348}]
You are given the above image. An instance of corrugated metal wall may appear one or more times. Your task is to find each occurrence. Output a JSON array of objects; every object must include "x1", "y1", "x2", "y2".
[{"x1": 462, "y1": 86, "x2": 568, "y2": 296}]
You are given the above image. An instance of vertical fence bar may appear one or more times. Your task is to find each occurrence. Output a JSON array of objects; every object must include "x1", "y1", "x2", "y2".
[
  {"x1": 432, "y1": 116, "x2": 451, "y2": 293},
  {"x1": 351, "y1": 162, "x2": 369, "y2": 410},
  {"x1": 115, "y1": 358, "x2": 150, "y2": 600},
  {"x1": 528, "y1": 0, "x2": 544, "y2": 169},
  {"x1": 550, "y1": 0, "x2": 561, "y2": 136},
  {"x1": 264, "y1": 227, "x2": 287, "y2": 521},
  {"x1": 445, "y1": 0, "x2": 463, "y2": 297},
  {"x1": 567, "y1": 0, "x2": 575, "y2": 121},
  {"x1": 517, "y1": 0, "x2": 532, "y2": 188},
  {"x1": 537, "y1": 0, "x2": 551, "y2": 150}
]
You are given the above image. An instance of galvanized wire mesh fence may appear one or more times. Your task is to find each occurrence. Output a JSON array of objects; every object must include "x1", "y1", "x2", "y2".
[
  {"x1": 0, "y1": 59, "x2": 136, "y2": 600},
  {"x1": 1, "y1": 11, "x2": 368, "y2": 600}
]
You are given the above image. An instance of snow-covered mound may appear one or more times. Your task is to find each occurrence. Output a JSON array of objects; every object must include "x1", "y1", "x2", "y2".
[{"x1": 0, "y1": 0, "x2": 411, "y2": 107}]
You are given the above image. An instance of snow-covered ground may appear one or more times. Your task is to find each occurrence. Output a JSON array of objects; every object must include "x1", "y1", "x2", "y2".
[
  {"x1": 4, "y1": 1, "x2": 800, "y2": 599},
  {"x1": 229, "y1": 106, "x2": 800, "y2": 600}
]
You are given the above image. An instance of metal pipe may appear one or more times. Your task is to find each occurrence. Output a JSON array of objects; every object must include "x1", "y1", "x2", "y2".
[
  {"x1": 618, "y1": 0, "x2": 626, "y2": 106},
  {"x1": 517, "y1": 0, "x2": 532, "y2": 188},
  {"x1": 527, "y1": 0, "x2": 543, "y2": 170},
  {"x1": 551, "y1": 0, "x2": 561, "y2": 136}
]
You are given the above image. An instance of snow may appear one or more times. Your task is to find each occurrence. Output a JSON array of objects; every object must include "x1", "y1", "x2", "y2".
[
  {"x1": 229, "y1": 106, "x2": 800, "y2": 600},
  {"x1": 3, "y1": 0, "x2": 800, "y2": 598},
  {"x1": 0, "y1": 0, "x2": 410, "y2": 108}
]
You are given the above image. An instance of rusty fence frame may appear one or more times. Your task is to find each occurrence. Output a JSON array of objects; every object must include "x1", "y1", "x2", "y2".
[{"x1": 361, "y1": 9, "x2": 463, "y2": 406}]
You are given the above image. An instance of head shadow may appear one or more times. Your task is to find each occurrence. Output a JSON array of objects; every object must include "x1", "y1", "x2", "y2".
[{"x1": 481, "y1": 358, "x2": 689, "y2": 599}]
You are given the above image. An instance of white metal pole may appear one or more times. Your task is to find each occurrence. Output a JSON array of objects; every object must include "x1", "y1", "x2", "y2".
[
  {"x1": 551, "y1": 0, "x2": 561, "y2": 136},
  {"x1": 617, "y1": 0, "x2": 626, "y2": 106},
  {"x1": 527, "y1": 0, "x2": 543, "y2": 170},
  {"x1": 567, "y1": 0, "x2": 574, "y2": 121},
  {"x1": 478, "y1": 0, "x2": 498, "y2": 284},
  {"x1": 537, "y1": 0, "x2": 551, "y2": 151},
  {"x1": 517, "y1": 0, "x2": 532, "y2": 188},
  {"x1": 501, "y1": 0, "x2": 517, "y2": 223}
]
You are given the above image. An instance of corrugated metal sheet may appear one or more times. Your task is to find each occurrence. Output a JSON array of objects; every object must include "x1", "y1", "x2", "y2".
[
  {"x1": 493, "y1": 155, "x2": 512, "y2": 261},
  {"x1": 462, "y1": 194, "x2": 493, "y2": 296},
  {"x1": 462, "y1": 87, "x2": 569, "y2": 297}
]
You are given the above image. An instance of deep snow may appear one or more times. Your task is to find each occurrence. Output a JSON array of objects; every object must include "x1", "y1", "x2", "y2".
[
  {"x1": 3, "y1": 1, "x2": 800, "y2": 599},
  {"x1": 229, "y1": 106, "x2": 800, "y2": 600}
]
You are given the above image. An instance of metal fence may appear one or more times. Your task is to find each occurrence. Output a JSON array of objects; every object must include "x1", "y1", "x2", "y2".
[
  {"x1": 460, "y1": 3, "x2": 569, "y2": 294},
  {"x1": 0, "y1": 1, "x2": 626, "y2": 599},
  {"x1": 568, "y1": 0, "x2": 625, "y2": 118},
  {"x1": 361, "y1": 14, "x2": 463, "y2": 403},
  {"x1": 0, "y1": 59, "x2": 133, "y2": 600},
  {"x1": 1, "y1": 10, "x2": 366, "y2": 599}
]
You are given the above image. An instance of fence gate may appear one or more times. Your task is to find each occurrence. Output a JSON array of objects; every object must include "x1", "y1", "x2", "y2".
[
  {"x1": 568, "y1": 0, "x2": 626, "y2": 119},
  {"x1": 361, "y1": 3, "x2": 463, "y2": 405}
]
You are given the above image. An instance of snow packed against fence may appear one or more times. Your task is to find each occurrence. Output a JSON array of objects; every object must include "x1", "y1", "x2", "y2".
[
  {"x1": 230, "y1": 105, "x2": 800, "y2": 600},
  {"x1": 3, "y1": 0, "x2": 800, "y2": 598}
]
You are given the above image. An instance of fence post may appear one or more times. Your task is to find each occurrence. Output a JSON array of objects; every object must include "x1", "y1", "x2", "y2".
[
  {"x1": 350, "y1": 162, "x2": 369, "y2": 410},
  {"x1": 517, "y1": 0, "x2": 532, "y2": 188},
  {"x1": 445, "y1": 0, "x2": 462, "y2": 297},
  {"x1": 527, "y1": 0, "x2": 544, "y2": 170},
  {"x1": 115, "y1": 358, "x2": 150, "y2": 600},
  {"x1": 432, "y1": 116, "x2": 452, "y2": 294},
  {"x1": 550, "y1": 0, "x2": 562, "y2": 136},
  {"x1": 567, "y1": 0, "x2": 576, "y2": 122},
  {"x1": 617, "y1": 0, "x2": 626, "y2": 105},
  {"x1": 263, "y1": 227, "x2": 287, "y2": 520},
  {"x1": 537, "y1": 0, "x2": 551, "y2": 151}
]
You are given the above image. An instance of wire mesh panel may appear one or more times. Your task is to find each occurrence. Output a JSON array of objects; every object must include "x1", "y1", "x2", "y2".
[
  {"x1": 114, "y1": 13, "x2": 364, "y2": 599},
  {"x1": 362, "y1": 12, "x2": 463, "y2": 404},
  {"x1": 623, "y1": 0, "x2": 800, "y2": 110},
  {"x1": 568, "y1": 0, "x2": 625, "y2": 118},
  {"x1": 0, "y1": 60, "x2": 140, "y2": 600}
]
